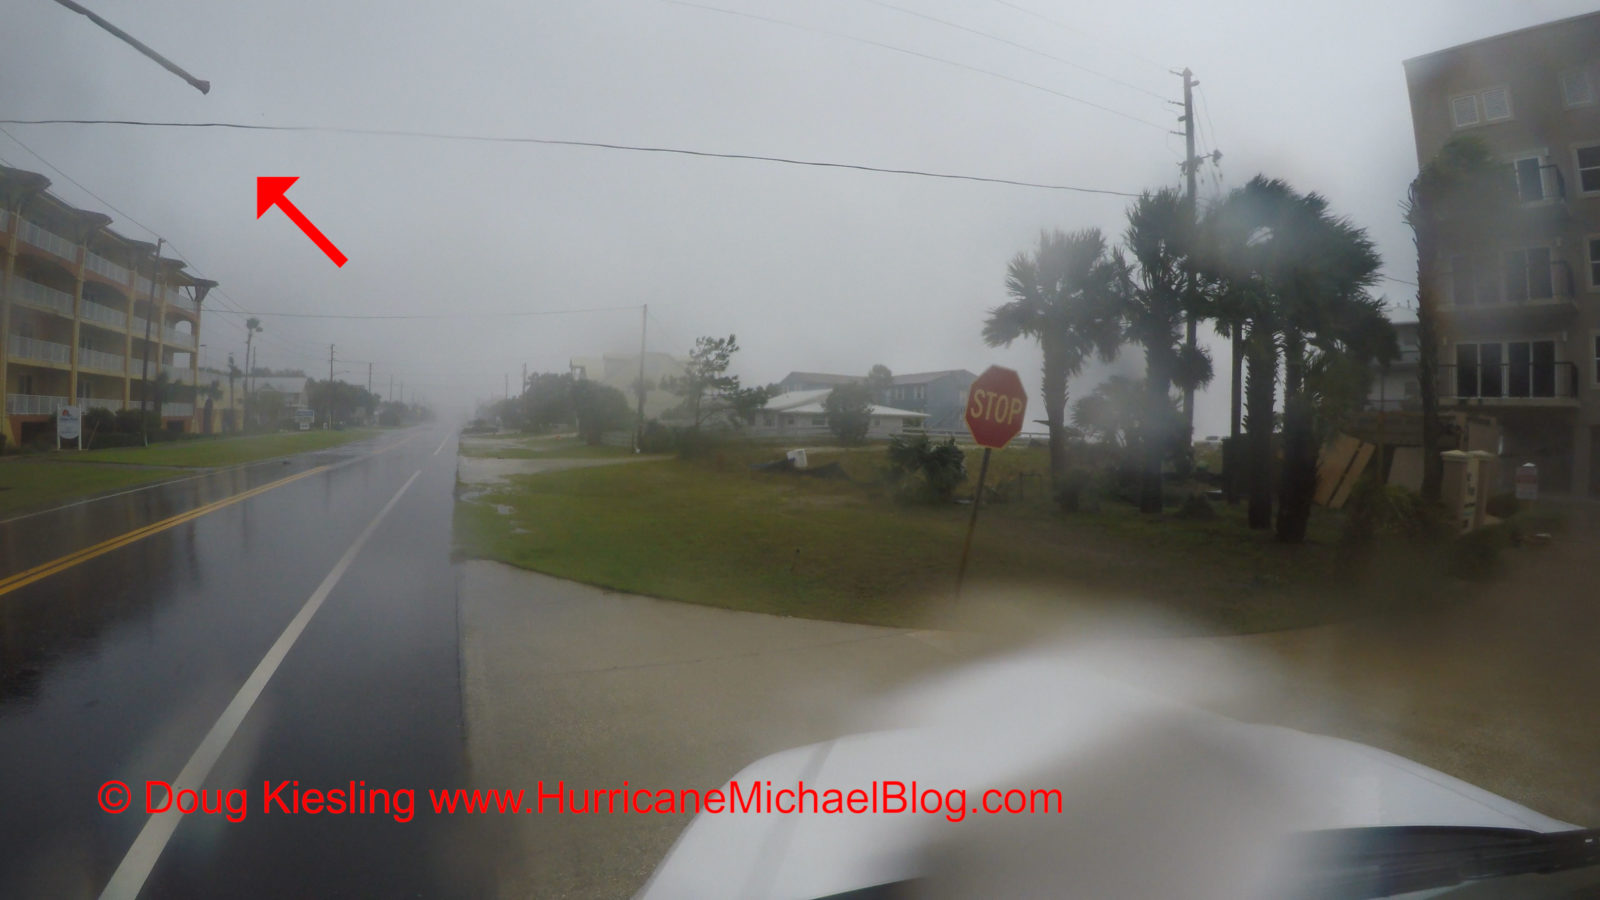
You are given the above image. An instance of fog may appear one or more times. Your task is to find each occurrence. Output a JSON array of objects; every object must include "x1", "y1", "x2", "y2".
[{"x1": 2, "y1": 0, "x2": 1591, "y2": 428}]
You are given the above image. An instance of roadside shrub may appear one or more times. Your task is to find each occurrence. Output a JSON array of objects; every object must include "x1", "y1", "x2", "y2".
[
  {"x1": 1056, "y1": 468, "x2": 1093, "y2": 512},
  {"x1": 1174, "y1": 493, "x2": 1218, "y2": 520},
  {"x1": 1340, "y1": 480, "x2": 1447, "y2": 549},
  {"x1": 638, "y1": 420, "x2": 677, "y2": 454},
  {"x1": 886, "y1": 434, "x2": 967, "y2": 502}
]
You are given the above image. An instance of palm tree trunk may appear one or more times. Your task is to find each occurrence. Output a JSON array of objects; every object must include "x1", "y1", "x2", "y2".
[
  {"x1": 1276, "y1": 332, "x2": 1315, "y2": 543},
  {"x1": 1041, "y1": 336, "x2": 1069, "y2": 491},
  {"x1": 1243, "y1": 325, "x2": 1276, "y2": 529},
  {"x1": 1139, "y1": 349, "x2": 1170, "y2": 514},
  {"x1": 1415, "y1": 238, "x2": 1443, "y2": 504}
]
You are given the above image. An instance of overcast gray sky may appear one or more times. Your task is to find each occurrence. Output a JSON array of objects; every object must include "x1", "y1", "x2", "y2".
[{"x1": 3, "y1": 0, "x2": 1594, "y2": 431}]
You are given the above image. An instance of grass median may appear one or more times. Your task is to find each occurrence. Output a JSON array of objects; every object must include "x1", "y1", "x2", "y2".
[
  {"x1": 64, "y1": 428, "x2": 380, "y2": 468},
  {"x1": 454, "y1": 444, "x2": 1371, "y2": 634},
  {"x1": 0, "y1": 428, "x2": 383, "y2": 518}
]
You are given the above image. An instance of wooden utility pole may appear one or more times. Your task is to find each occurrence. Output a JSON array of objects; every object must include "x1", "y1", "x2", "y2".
[
  {"x1": 137, "y1": 238, "x2": 164, "y2": 446},
  {"x1": 327, "y1": 343, "x2": 335, "y2": 427},
  {"x1": 1177, "y1": 67, "x2": 1200, "y2": 440},
  {"x1": 635, "y1": 303, "x2": 647, "y2": 452}
]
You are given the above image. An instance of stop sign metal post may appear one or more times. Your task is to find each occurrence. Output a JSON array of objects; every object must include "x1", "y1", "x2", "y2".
[{"x1": 955, "y1": 365, "x2": 1028, "y2": 595}]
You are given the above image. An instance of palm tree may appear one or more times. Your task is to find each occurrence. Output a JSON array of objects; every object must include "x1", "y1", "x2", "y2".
[
  {"x1": 1195, "y1": 177, "x2": 1298, "y2": 529},
  {"x1": 983, "y1": 229, "x2": 1123, "y2": 489},
  {"x1": 1116, "y1": 189, "x2": 1214, "y2": 512},
  {"x1": 1403, "y1": 136, "x2": 1515, "y2": 503}
]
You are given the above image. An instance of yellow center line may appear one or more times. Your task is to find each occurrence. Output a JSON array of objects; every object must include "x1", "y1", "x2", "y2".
[
  {"x1": 0, "y1": 427, "x2": 432, "y2": 598},
  {"x1": 0, "y1": 464, "x2": 332, "y2": 597}
]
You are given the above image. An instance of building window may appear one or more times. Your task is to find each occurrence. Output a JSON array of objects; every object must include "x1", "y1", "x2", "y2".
[
  {"x1": 1513, "y1": 156, "x2": 1550, "y2": 201},
  {"x1": 1450, "y1": 94, "x2": 1479, "y2": 128},
  {"x1": 1449, "y1": 255, "x2": 1498, "y2": 306},
  {"x1": 1578, "y1": 145, "x2": 1600, "y2": 194},
  {"x1": 1562, "y1": 69, "x2": 1594, "y2": 107},
  {"x1": 1481, "y1": 87, "x2": 1511, "y2": 121},
  {"x1": 1590, "y1": 237, "x2": 1600, "y2": 289},
  {"x1": 1455, "y1": 340, "x2": 1558, "y2": 398},
  {"x1": 1594, "y1": 334, "x2": 1600, "y2": 386},
  {"x1": 1503, "y1": 247, "x2": 1553, "y2": 301}
]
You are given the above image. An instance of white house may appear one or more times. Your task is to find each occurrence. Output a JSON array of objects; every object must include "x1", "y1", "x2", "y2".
[{"x1": 748, "y1": 389, "x2": 928, "y2": 438}]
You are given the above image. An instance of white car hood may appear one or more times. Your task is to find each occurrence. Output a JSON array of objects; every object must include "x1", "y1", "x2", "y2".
[{"x1": 639, "y1": 648, "x2": 1573, "y2": 900}]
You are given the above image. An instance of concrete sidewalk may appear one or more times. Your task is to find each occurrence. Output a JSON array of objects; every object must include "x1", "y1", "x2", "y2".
[{"x1": 458, "y1": 561, "x2": 972, "y2": 899}]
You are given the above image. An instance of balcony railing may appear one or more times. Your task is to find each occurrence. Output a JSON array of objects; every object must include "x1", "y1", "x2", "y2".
[
  {"x1": 160, "y1": 402, "x2": 195, "y2": 417},
  {"x1": 18, "y1": 218, "x2": 78, "y2": 262},
  {"x1": 79, "y1": 397, "x2": 127, "y2": 412},
  {"x1": 77, "y1": 345, "x2": 126, "y2": 373},
  {"x1": 164, "y1": 329, "x2": 195, "y2": 349},
  {"x1": 162, "y1": 364, "x2": 193, "y2": 382},
  {"x1": 134, "y1": 274, "x2": 153, "y2": 296},
  {"x1": 1440, "y1": 362, "x2": 1580, "y2": 402},
  {"x1": 6, "y1": 393, "x2": 70, "y2": 416},
  {"x1": 81, "y1": 299, "x2": 128, "y2": 330},
  {"x1": 86, "y1": 251, "x2": 131, "y2": 284},
  {"x1": 10, "y1": 276, "x2": 76, "y2": 318},
  {"x1": 8, "y1": 334, "x2": 72, "y2": 366},
  {"x1": 1446, "y1": 258, "x2": 1575, "y2": 307}
]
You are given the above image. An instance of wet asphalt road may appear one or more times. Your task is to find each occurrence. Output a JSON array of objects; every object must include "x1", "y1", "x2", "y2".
[{"x1": 0, "y1": 426, "x2": 476, "y2": 899}]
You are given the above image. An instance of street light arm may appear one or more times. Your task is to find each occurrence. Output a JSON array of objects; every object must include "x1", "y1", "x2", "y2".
[{"x1": 49, "y1": 0, "x2": 210, "y2": 95}]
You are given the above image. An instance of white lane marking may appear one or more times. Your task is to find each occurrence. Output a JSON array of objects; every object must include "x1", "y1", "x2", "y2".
[
  {"x1": 432, "y1": 431, "x2": 451, "y2": 456},
  {"x1": 98, "y1": 467, "x2": 424, "y2": 900}
]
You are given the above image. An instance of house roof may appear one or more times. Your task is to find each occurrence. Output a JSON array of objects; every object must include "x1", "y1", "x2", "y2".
[
  {"x1": 778, "y1": 372, "x2": 860, "y2": 387},
  {"x1": 891, "y1": 369, "x2": 976, "y2": 385},
  {"x1": 760, "y1": 390, "x2": 927, "y2": 419}
]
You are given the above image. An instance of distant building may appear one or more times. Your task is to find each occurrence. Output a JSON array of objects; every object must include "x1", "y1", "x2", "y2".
[
  {"x1": 1402, "y1": 11, "x2": 1600, "y2": 494},
  {"x1": 1367, "y1": 320, "x2": 1421, "y2": 411},
  {"x1": 749, "y1": 389, "x2": 927, "y2": 438},
  {"x1": 775, "y1": 369, "x2": 977, "y2": 431},
  {"x1": 570, "y1": 351, "x2": 686, "y2": 420},
  {"x1": 1, "y1": 164, "x2": 208, "y2": 446}
]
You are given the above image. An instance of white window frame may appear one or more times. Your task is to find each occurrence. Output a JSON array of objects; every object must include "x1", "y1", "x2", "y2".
[
  {"x1": 1592, "y1": 331, "x2": 1600, "y2": 386},
  {"x1": 1502, "y1": 245, "x2": 1555, "y2": 301},
  {"x1": 1452, "y1": 336, "x2": 1564, "y2": 398},
  {"x1": 1450, "y1": 93, "x2": 1481, "y2": 128},
  {"x1": 1510, "y1": 151, "x2": 1554, "y2": 203},
  {"x1": 1480, "y1": 85, "x2": 1513, "y2": 122},
  {"x1": 1576, "y1": 143, "x2": 1600, "y2": 196},
  {"x1": 1562, "y1": 68, "x2": 1594, "y2": 108},
  {"x1": 1588, "y1": 234, "x2": 1600, "y2": 291}
]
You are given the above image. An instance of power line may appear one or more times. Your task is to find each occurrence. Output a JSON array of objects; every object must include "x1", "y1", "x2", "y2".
[
  {"x1": 236, "y1": 303, "x2": 644, "y2": 320},
  {"x1": 984, "y1": 0, "x2": 1171, "y2": 72},
  {"x1": 658, "y1": 0, "x2": 1167, "y2": 131},
  {"x1": 858, "y1": 0, "x2": 1169, "y2": 102},
  {"x1": 0, "y1": 119, "x2": 1143, "y2": 196}
]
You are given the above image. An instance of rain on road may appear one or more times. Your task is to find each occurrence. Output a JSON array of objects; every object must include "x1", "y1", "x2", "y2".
[{"x1": 0, "y1": 426, "x2": 479, "y2": 899}]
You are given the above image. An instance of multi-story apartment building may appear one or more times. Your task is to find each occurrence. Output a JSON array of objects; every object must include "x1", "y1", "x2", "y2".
[
  {"x1": 0, "y1": 165, "x2": 211, "y2": 448},
  {"x1": 1403, "y1": 11, "x2": 1600, "y2": 496}
]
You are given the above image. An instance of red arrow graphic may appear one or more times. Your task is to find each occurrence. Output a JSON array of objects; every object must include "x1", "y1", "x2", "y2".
[{"x1": 256, "y1": 176, "x2": 348, "y2": 267}]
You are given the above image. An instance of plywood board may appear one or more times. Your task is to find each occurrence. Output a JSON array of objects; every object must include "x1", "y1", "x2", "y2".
[
  {"x1": 1315, "y1": 434, "x2": 1362, "y2": 506},
  {"x1": 1328, "y1": 442, "x2": 1375, "y2": 509}
]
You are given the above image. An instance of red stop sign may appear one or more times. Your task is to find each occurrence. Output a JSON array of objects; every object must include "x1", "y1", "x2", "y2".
[{"x1": 964, "y1": 365, "x2": 1028, "y2": 449}]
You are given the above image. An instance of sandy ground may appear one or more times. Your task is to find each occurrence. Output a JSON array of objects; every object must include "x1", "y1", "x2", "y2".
[{"x1": 455, "y1": 449, "x2": 1600, "y2": 896}]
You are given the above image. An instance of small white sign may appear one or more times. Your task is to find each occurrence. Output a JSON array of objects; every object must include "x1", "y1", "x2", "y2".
[{"x1": 57, "y1": 406, "x2": 83, "y2": 448}]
